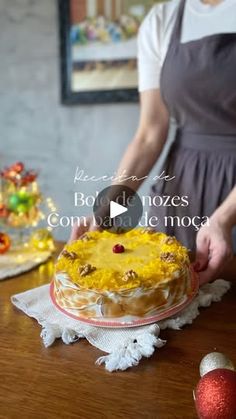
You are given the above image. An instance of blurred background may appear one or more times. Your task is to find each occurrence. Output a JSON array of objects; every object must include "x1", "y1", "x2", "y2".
[{"x1": 0, "y1": 0, "x2": 172, "y2": 241}]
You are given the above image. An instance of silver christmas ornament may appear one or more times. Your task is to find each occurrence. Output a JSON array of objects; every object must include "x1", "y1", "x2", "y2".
[{"x1": 199, "y1": 352, "x2": 235, "y2": 377}]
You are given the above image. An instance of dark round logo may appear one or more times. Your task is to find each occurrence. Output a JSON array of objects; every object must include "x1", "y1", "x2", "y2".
[{"x1": 93, "y1": 185, "x2": 143, "y2": 233}]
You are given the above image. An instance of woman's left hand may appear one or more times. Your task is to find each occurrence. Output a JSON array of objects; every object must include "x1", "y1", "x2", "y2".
[{"x1": 194, "y1": 215, "x2": 233, "y2": 285}]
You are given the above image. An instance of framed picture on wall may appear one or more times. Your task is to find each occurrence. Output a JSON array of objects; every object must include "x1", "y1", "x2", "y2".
[{"x1": 58, "y1": 0, "x2": 156, "y2": 104}]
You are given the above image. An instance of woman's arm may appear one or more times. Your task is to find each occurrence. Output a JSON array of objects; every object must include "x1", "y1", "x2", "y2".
[
  {"x1": 69, "y1": 89, "x2": 169, "y2": 240},
  {"x1": 195, "y1": 186, "x2": 236, "y2": 284},
  {"x1": 113, "y1": 89, "x2": 169, "y2": 190}
]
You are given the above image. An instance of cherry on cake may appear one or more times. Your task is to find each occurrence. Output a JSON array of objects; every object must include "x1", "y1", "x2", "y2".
[{"x1": 52, "y1": 229, "x2": 193, "y2": 324}]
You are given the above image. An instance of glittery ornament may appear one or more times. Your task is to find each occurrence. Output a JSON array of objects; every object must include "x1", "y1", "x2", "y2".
[
  {"x1": 8, "y1": 191, "x2": 35, "y2": 214},
  {"x1": 200, "y1": 352, "x2": 235, "y2": 377},
  {"x1": 0, "y1": 232, "x2": 11, "y2": 254},
  {"x1": 8, "y1": 194, "x2": 21, "y2": 212},
  {"x1": 195, "y1": 369, "x2": 236, "y2": 419},
  {"x1": 30, "y1": 229, "x2": 55, "y2": 251}
]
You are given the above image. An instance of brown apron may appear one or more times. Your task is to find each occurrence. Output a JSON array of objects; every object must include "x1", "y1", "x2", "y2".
[{"x1": 149, "y1": 0, "x2": 236, "y2": 251}]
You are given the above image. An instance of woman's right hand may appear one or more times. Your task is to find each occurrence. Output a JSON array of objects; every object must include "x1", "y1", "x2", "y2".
[
  {"x1": 69, "y1": 215, "x2": 99, "y2": 242},
  {"x1": 194, "y1": 214, "x2": 233, "y2": 285}
]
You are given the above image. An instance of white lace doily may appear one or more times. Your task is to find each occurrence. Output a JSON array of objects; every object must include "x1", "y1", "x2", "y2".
[
  {"x1": 0, "y1": 247, "x2": 52, "y2": 280},
  {"x1": 11, "y1": 279, "x2": 230, "y2": 372}
]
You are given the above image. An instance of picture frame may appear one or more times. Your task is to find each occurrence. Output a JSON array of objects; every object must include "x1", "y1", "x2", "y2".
[{"x1": 58, "y1": 0, "x2": 155, "y2": 104}]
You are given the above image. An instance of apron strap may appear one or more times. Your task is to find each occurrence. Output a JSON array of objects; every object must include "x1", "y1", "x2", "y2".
[{"x1": 169, "y1": 0, "x2": 186, "y2": 44}]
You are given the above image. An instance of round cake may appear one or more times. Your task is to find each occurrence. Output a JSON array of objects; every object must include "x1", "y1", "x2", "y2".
[{"x1": 52, "y1": 229, "x2": 193, "y2": 324}]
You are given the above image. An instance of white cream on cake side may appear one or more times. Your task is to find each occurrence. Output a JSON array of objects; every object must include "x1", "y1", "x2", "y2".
[
  {"x1": 53, "y1": 230, "x2": 191, "y2": 321},
  {"x1": 54, "y1": 266, "x2": 191, "y2": 321}
]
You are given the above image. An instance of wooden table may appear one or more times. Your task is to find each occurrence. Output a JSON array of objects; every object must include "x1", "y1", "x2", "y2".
[{"x1": 0, "y1": 243, "x2": 235, "y2": 419}]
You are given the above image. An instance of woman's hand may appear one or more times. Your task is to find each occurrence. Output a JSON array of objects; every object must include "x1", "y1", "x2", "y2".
[
  {"x1": 69, "y1": 215, "x2": 99, "y2": 242},
  {"x1": 194, "y1": 215, "x2": 233, "y2": 285},
  {"x1": 194, "y1": 187, "x2": 236, "y2": 285}
]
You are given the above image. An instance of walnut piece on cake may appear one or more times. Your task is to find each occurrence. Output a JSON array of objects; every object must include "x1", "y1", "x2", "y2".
[
  {"x1": 163, "y1": 236, "x2": 176, "y2": 245},
  {"x1": 160, "y1": 252, "x2": 176, "y2": 263},
  {"x1": 80, "y1": 233, "x2": 90, "y2": 242},
  {"x1": 79, "y1": 264, "x2": 96, "y2": 277},
  {"x1": 122, "y1": 269, "x2": 138, "y2": 282},
  {"x1": 61, "y1": 249, "x2": 78, "y2": 260},
  {"x1": 141, "y1": 227, "x2": 155, "y2": 234}
]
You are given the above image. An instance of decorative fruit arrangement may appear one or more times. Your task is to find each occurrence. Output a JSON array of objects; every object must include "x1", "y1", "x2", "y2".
[
  {"x1": 0, "y1": 161, "x2": 56, "y2": 255},
  {"x1": 0, "y1": 162, "x2": 41, "y2": 228}
]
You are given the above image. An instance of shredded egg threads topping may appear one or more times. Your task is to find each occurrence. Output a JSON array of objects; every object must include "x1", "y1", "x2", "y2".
[{"x1": 56, "y1": 229, "x2": 190, "y2": 291}]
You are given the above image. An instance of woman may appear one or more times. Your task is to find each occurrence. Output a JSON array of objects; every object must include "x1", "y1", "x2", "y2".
[{"x1": 71, "y1": 0, "x2": 236, "y2": 284}]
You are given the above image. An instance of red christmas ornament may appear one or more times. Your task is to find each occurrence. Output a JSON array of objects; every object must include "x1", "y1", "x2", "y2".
[
  {"x1": 112, "y1": 244, "x2": 125, "y2": 254},
  {"x1": 1, "y1": 162, "x2": 38, "y2": 187},
  {"x1": 11, "y1": 161, "x2": 24, "y2": 173},
  {"x1": 0, "y1": 204, "x2": 9, "y2": 218},
  {"x1": 21, "y1": 170, "x2": 37, "y2": 186},
  {"x1": 195, "y1": 369, "x2": 236, "y2": 419},
  {"x1": 0, "y1": 232, "x2": 11, "y2": 254},
  {"x1": 1, "y1": 168, "x2": 17, "y2": 182}
]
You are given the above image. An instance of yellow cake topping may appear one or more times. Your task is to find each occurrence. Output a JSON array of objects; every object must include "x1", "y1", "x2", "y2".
[{"x1": 56, "y1": 229, "x2": 190, "y2": 291}]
